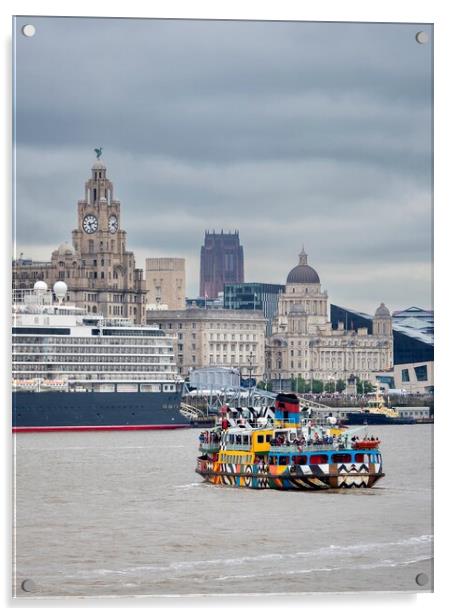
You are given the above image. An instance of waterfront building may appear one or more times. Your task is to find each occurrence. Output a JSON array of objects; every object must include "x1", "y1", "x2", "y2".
[
  {"x1": 330, "y1": 304, "x2": 433, "y2": 394},
  {"x1": 12, "y1": 159, "x2": 146, "y2": 324},
  {"x1": 186, "y1": 293, "x2": 225, "y2": 309},
  {"x1": 199, "y1": 230, "x2": 244, "y2": 299},
  {"x1": 266, "y1": 249, "x2": 393, "y2": 387},
  {"x1": 145, "y1": 257, "x2": 186, "y2": 310},
  {"x1": 392, "y1": 306, "x2": 434, "y2": 337},
  {"x1": 223, "y1": 282, "x2": 284, "y2": 336},
  {"x1": 146, "y1": 308, "x2": 266, "y2": 380}
]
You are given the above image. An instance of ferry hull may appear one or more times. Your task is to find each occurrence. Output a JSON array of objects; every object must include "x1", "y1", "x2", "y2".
[
  {"x1": 12, "y1": 390, "x2": 190, "y2": 432},
  {"x1": 196, "y1": 459, "x2": 384, "y2": 490}
]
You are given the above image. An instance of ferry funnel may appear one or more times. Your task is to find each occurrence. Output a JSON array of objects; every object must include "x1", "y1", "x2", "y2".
[{"x1": 274, "y1": 392, "x2": 300, "y2": 426}]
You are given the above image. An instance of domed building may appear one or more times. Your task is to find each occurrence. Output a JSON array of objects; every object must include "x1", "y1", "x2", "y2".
[
  {"x1": 266, "y1": 249, "x2": 393, "y2": 386},
  {"x1": 286, "y1": 248, "x2": 321, "y2": 284}
]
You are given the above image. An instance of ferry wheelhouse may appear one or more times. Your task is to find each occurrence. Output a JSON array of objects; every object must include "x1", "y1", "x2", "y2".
[{"x1": 196, "y1": 393, "x2": 384, "y2": 490}]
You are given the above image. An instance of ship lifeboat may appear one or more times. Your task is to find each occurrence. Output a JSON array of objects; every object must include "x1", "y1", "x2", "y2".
[{"x1": 352, "y1": 440, "x2": 380, "y2": 450}]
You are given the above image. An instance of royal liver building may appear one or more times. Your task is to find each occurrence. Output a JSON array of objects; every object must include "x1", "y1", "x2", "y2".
[
  {"x1": 266, "y1": 249, "x2": 393, "y2": 383},
  {"x1": 13, "y1": 158, "x2": 146, "y2": 324}
]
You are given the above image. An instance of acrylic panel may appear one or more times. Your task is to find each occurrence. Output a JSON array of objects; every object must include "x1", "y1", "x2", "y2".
[{"x1": 12, "y1": 16, "x2": 433, "y2": 597}]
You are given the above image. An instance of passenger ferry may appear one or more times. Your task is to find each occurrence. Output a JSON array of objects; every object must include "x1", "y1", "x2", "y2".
[
  {"x1": 196, "y1": 393, "x2": 384, "y2": 490},
  {"x1": 12, "y1": 281, "x2": 189, "y2": 432}
]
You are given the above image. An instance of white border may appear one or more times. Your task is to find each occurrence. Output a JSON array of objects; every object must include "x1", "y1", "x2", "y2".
[{"x1": 2, "y1": 1, "x2": 450, "y2": 614}]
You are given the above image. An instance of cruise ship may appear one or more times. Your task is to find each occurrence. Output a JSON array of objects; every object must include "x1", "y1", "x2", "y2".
[{"x1": 12, "y1": 281, "x2": 190, "y2": 432}]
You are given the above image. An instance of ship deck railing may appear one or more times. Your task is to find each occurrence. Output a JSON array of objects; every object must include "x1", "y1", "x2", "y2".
[
  {"x1": 199, "y1": 442, "x2": 355, "y2": 454},
  {"x1": 198, "y1": 442, "x2": 221, "y2": 453},
  {"x1": 270, "y1": 443, "x2": 348, "y2": 454}
]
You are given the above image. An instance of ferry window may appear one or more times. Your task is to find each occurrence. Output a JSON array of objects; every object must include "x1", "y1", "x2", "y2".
[
  {"x1": 243, "y1": 435, "x2": 249, "y2": 445},
  {"x1": 332, "y1": 454, "x2": 352, "y2": 463},
  {"x1": 354, "y1": 453, "x2": 364, "y2": 463},
  {"x1": 257, "y1": 435, "x2": 264, "y2": 443},
  {"x1": 236, "y1": 435, "x2": 242, "y2": 444},
  {"x1": 310, "y1": 454, "x2": 328, "y2": 464},
  {"x1": 279, "y1": 456, "x2": 288, "y2": 465},
  {"x1": 293, "y1": 455, "x2": 307, "y2": 465},
  {"x1": 265, "y1": 435, "x2": 271, "y2": 443}
]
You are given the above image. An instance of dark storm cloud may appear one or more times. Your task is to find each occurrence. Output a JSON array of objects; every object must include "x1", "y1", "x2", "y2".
[{"x1": 14, "y1": 17, "x2": 432, "y2": 312}]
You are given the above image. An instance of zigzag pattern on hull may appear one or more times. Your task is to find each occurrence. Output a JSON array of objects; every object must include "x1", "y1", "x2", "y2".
[
  {"x1": 196, "y1": 460, "x2": 384, "y2": 490},
  {"x1": 337, "y1": 476, "x2": 370, "y2": 488}
]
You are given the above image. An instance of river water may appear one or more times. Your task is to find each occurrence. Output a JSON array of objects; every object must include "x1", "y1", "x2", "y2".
[{"x1": 13, "y1": 425, "x2": 433, "y2": 597}]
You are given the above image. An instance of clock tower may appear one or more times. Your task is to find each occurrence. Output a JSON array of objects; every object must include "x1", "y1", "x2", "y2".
[
  {"x1": 13, "y1": 156, "x2": 146, "y2": 324},
  {"x1": 69, "y1": 158, "x2": 146, "y2": 324},
  {"x1": 73, "y1": 160, "x2": 123, "y2": 260}
]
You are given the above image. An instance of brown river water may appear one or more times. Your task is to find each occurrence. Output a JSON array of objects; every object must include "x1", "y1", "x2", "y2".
[{"x1": 13, "y1": 424, "x2": 433, "y2": 597}]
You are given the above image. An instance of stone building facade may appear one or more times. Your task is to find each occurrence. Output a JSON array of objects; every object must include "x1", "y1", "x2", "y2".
[
  {"x1": 146, "y1": 308, "x2": 266, "y2": 379},
  {"x1": 145, "y1": 257, "x2": 186, "y2": 310},
  {"x1": 266, "y1": 249, "x2": 393, "y2": 384},
  {"x1": 12, "y1": 160, "x2": 146, "y2": 324}
]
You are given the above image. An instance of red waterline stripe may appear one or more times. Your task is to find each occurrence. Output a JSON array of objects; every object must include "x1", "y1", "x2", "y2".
[{"x1": 12, "y1": 424, "x2": 191, "y2": 433}]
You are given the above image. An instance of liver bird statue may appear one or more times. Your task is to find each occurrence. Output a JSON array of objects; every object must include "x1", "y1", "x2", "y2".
[{"x1": 94, "y1": 147, "x2": 103, "y2": 159}]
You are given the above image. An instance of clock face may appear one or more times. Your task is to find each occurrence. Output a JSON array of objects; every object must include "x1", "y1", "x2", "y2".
[
  {"x1": 83, "y1": 214, "x2": 98, "y2": 234},
  {"x1": 108, "y1": 215, "x2": 118, "y2": 234}
]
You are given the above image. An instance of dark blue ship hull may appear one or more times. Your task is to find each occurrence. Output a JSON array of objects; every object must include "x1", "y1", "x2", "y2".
[
  {"x1": 345, "y1": 411, "x2": 416, "y2": 425},
  {"x1": 12, "y1": 390, "x2": 190, "y2": 432}
]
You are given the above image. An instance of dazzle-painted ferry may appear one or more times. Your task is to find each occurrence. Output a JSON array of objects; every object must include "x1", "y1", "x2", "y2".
[
  {"x1": 196, "y1": 393, "x2": 384, "y2": 490},
  {"x1": 12, "y1": 282, "x2": 189, "y2": 432}
]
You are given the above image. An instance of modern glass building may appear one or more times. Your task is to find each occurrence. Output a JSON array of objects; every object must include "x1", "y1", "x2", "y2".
[
  {"x1": 224, "y1": 283, "x2": 284, "y2": 335},
  {"x1": 330, "y1": 304, "x2": 434, "y2": 366}
]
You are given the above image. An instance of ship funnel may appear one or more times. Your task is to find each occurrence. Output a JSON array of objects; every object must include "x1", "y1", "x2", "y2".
[{"x1": 274, "y1": 393, "x2": 300, "y2": 427}]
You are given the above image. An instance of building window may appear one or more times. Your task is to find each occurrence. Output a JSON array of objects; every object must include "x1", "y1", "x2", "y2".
[
  {"x1": 414, "y1": 365, "x2": 428, "y2": 382},
  {"x1": 401, "y1": 369, "x2": 410, "y2": 382}
]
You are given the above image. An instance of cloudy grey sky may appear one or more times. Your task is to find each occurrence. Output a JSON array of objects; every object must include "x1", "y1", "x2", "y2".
[{"x1": 13, "y1": 17, "x2": 433, "y2": 313}]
